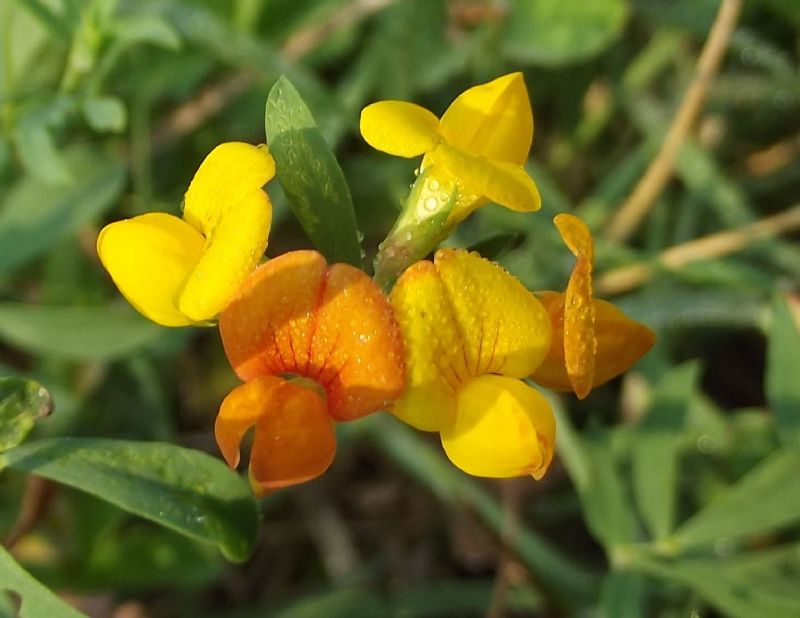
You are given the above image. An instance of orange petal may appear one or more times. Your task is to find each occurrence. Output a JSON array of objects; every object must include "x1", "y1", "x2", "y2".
[
  {"x1": 219, "y1": 251, "x2": 327, "y2": 380},
  {"x1": 554, "y1": 214, "x2": 596, "y2": 399},
  {"x1": 219, "y1": 251, "x2": 405, "y2": 420},
  {"x1": 216, "y1": 376, "x2": 336, "y2": 490},
  {"x1": 216, "y1": 374, "x2": 282, "y2": 469},
  {"x1": 310, "y1": 263, "x2": 405, "y2": 421},
  {"x1": 531, "y1": 292, "x2": 655, "y2": 393},
  {"x1": 591, "y1": 299, "x2": 655, "y2": 386}
]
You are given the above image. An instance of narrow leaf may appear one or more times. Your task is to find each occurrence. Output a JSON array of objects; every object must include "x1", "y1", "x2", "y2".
[
  {"x1": 0, "y1": 377, "x2": 52, "y2": 452},
  {"x1": 767, "y1": 295, "x2": 800, "y2": 447},
  {"x1": 632, "y1": 362, "x2": 699, "y2": 539},
  {"x1": 600, "y1": 571, "x2": 647, "y2": 618},
  {"x1": 82, "y1": 97, "x2": 127, "y2": 133},
  {"x1": 503, "y1": 0, "x2": 628, "y2": 66},
  {"x1": 2, "y1": 438, "x2": 259, "y2": 561},
  {"x1": 0, "y1": 303, "x2": 164, "y2": 360},
  {"x1": 265, "y1": 76, "x2": 362, "y2": 266},
  {"x1": 0, "y1": 545, "x2": 86, "y2": 618},
  {"x1": 638, "y1": 548, "x2": 800, "y2": 618},
  {"x1": 580, "y1": 426, "x2": 638, "y2": 546},
  {"x1": 672, "y1": 449, "x2": 800, "y2": 549},
  {"x1": 0, "y1": 147, "x2": 126, "y2": 275}
]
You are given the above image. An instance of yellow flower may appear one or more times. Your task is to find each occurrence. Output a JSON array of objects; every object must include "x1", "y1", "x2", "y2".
[
  {"x1": 97, "y1": 142, "x2": 275, "y2": 326},
  {"x1": 531, "y1": 214, "x2": 656, "y2": 398},
  {"x1": 360, "y1": 72, "x2": 540, "y2": 226},
  {"x1": 390, "y1": 249, "x2": 555, "y2": 479}
]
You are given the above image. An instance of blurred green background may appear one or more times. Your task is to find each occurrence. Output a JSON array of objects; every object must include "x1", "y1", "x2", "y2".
[{"x1": 1, "y1": 0, "x2": 800, "y2": 616}]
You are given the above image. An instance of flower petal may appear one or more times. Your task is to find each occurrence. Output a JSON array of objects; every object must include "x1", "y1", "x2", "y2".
[
  {"x1": 217, "y1": 375, "x2": 335, "y2": 490},
  {"x1": 389, "y1": 250, "x2": 551, "y2": 431},
  {"x1": 429, "y1": 145, "x2": 540, "y2": 220},
  {"x1": 439, "y1": 72, "x2": 533, "y2": 165},
  {"x1": 182, "y1": 142, "x2": 275, "y2": 235},
  {"x1": 216, "y1": 374, "x2": 284, "y2": 469},
  {"x1": 220, "y1": 251, "x2": 405, "y2": 421},
  {"x1": 96, "y1": 213, "x2": 204, "y2": 327},
  {"x1": 310, "y1": 263, "x2": 405, "y2": 421},
  {"x1": 554, "y1": 214, "x2": 595, "y2": 399},
  {"x1": 219, "y1": 251, "x2": 328, "y2": 381},
  {"x1": 531, "y1": 292, "x2": 655, "y2": 393},
  {"x1": 360, "y1": 101, "x2": 441, "y2": 157},
  {"x1": 434, "y1": 249, "x2": 551, "y2": 377},
  {"x1": 178, "y1": 143, "x2": 274, "y2": 321},
  {"x1": 441, "y1": 375, "x2": 555, "y2": 479},
  {"x1": 389, "y1": 260, "x2": 467, "y2": 431},
  {"x1": 179, "y1": 190, "x2": 272, "y2": 321}
]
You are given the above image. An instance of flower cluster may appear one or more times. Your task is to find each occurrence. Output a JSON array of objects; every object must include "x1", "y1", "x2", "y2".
[{"x1": 97, "y1": 73, "x2": 654, "y2": 492}]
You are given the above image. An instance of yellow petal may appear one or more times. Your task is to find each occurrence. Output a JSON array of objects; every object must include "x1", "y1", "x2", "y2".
[
  {"x1": 429, "y1": 144, "x2": 540, "y2": 220},
  {"x1": 439, "y1": 72, "x2": 533, "y2": 164},
  {"x1": 554, "y1": 214, "x2": 596, "y2": 398},
  {"x1": 389, "y1": 250, "x2": 551, "y2": 431},
  {"x1": 441, "y1": 375, "x2": 555, "y2": 479},
  {"x1": 360, "y1": 101, "x2": 442, "y2": 157},
  {"x1": 389, "y1": 260, "x2": 466, "y2": 432},
  {"x1": 182, "y1": 142, "x2": 275, "y2": 235},
  {"x1": 179, "y1": 190, "x2": 272, "y2": 321},
  {"x1": 96, "y1": 213, "x2": 204, "y2": 327},
  {"x1": 178, "y1": 142, "x2": 275, "y2": 321},
  {"x1": 434, "y1": 249, "x2": 551, "y2": 377}
]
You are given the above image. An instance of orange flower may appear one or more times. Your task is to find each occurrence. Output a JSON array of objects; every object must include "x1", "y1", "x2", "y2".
[
  {"x1": 531, "y1": 214, "x2": 655, "y2": 399},
  {"x1": 216, "y1": 250, "x2": 405, "y2": 491}
]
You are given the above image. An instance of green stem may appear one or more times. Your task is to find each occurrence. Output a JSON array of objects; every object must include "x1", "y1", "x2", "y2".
[{"x1": 373, "y1": 170, "x2": 457, "y2": 290}]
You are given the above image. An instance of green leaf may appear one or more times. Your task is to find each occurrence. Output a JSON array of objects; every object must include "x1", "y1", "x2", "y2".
[
  {"x1": 82, "y1": 96, "x2": 127, "y2": 133},
  {"x1": 0, "y1": 544, "x2": 87, "y2": 618},
  {"x1": 636, "y1": 546, "x2": 800, "y2": 618},
  {"x1": 265, "y1": 76, "x2": 362, "y2": 266},
  {"x1": 0, "y1": 147, "x2": 126, "y2": 275},
  {"x1": 767, "y1": 295, "x2": 800, "y2": 447},
  {"x1": 554, "y1": 405, "x2": 637, "y2": 547},
  {"x1": 13, "y1": 116, "x2": 72, "y2": 185},
  {"x1": 0, "y1": 303, "x2": 164, "y2": 361},
  {"x1": 0, "y1": 377, "x2": 52, "y2": 452},
  {"x1": 503, "y1": 0, "x2": 629, "y2": 66},
  {"x1": 672, "y1": 449, "x2": 800, "y2": 549},
  {"x1": 77, "y1": 521, "x2": 222, "y2": 590},
  {"x1": 632, "y1": 363, "x2": 699, "y2": 540},
  {"x1": 1, "y1": 438, "x2": 258, "y2": 561},
  {"x1": 580, "y1": 426, "x2": 638, "y2": 546},
  {"x1": 8, "y1": 0, "x2": 72, "y2": 40},
  {"x1": 109, "y1": 13, "x2": 181, "y2": 50},
  {"x1": 600, "y1": 571, "x2": 647, "y2": 618}
]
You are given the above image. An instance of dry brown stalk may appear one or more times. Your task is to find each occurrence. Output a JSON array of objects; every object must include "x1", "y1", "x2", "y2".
[
  {"x1": 152, "y1": 0, "x2": 395, "y2": 150},
  {"x1": 596, "y1": 204, "x2": 800, "y2": 296},
  {"x1": 604, "y1": 0, "x2": 743, "y2": 242}
]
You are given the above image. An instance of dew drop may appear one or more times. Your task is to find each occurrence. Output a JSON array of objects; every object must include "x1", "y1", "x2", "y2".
[
  {"x1": 423, "y1": 197, "x2": 438, "y2": 212},
  {"x1": 429, "y1": 179, "x2": 440, "y2": 191}
]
